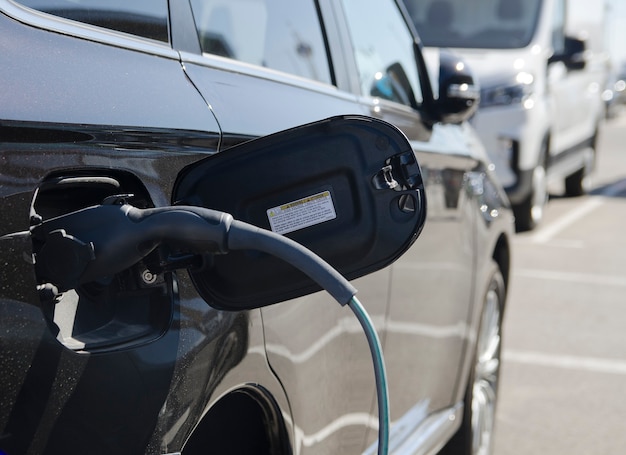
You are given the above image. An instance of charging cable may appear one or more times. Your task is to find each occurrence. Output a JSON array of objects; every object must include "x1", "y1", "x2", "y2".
[
  {"x1": 349, "y1": 296, "x2": 390, "y2": 455},
  {"x1": 31, "y1": 202, "x2": 390, "y2": 455}
]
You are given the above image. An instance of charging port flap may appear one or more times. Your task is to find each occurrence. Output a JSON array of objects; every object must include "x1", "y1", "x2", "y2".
[{"x1": 173, "y1": 115, "x2": 427, "y2": 309}]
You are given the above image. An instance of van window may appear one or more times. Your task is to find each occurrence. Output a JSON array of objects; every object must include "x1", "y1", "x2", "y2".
[
  {"x1": 189, "y1": 0, "x2": 332, "y2": 85},
  {"x1": 551, "y1": 0, "x2": 566, "y2": 54},
  {"x1": 14, "y1": 0, "x2": 169, "y2": 42},
  {"x1": 340, "y1": 0, "x2": 423, "y2": 107},
  {"x1": 403, "y1": 0, "x2": 542, "y2": 49}
]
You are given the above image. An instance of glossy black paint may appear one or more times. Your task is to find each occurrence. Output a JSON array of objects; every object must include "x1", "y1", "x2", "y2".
[
  {"x1": 0, "y1": 13, "x2": 215, "y2": 132},
  {"x1": 437, "y1": 49, "x2": 481, "y2": 123},
  {"x1": 0, "y1": 123, "x2": 231, "y2": 454}
]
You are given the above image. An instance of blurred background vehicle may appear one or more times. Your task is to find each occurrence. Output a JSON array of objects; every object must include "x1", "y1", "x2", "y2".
[
  {"x1": 403, "y1": 0, "x2": 608, "y2": 231},
  {"x1": 602, "y1": 0, "x2": 626, "y2": 117},
  {"x1": 603, "y1": 60, "x2": 626, "y2": 117}
]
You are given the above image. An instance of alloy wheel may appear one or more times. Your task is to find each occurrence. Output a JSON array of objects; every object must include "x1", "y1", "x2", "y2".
[{"x1": 471, "y1": 282, "x2": 502, "y2": 455}]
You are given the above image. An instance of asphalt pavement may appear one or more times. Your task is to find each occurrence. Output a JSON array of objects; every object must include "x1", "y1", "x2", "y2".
[{"x1": 493, "y1": 112, "x2": 626, "y2": 454}]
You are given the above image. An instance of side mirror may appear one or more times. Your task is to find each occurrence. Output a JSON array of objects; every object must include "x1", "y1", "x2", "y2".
[
  {"x1": 550, "y1": 36, "x2": 587, "y2": 71},
  {"x1": 173, "y1": 116, "x2": 427, "y2": 310},
  {"x1": 436, "y1": 50, "x2": 480, "y2": 124}
]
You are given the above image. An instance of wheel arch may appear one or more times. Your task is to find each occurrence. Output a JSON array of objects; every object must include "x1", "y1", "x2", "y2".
[
  {"x1": 492, "y1": 232, "x2": 511, "y2": 304},
  {"x1": 182, "y1": 385, "x2": 292, "y2": 455}
]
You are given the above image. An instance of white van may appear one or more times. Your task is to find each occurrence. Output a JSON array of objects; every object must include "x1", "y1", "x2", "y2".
[{"x1": 403, "y1": 0, "x2": 606, "y2": 230}]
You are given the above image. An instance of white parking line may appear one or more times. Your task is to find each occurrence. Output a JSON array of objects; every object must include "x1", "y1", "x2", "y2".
[
  {"x1": 527, "y1": 198, "x2": 603, "y2": 244},
  {"x1": 526, "y1": 177, "x2": 626, "y2": 244},
  {"x1": 504, "y1": 350, "x2": 626, "y2": 376},
  {"x1": 515, "y1": 269, "x2": 626, "y2": 287}
]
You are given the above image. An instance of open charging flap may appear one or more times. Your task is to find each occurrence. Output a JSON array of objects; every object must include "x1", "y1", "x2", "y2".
[{"x1": 173, "y1": 115, "x2": 426, "y2": 310}]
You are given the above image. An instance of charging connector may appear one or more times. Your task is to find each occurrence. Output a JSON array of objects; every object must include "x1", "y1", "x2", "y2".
[{"x1": 30, "y1": 202, "x2": 389, "y2": 454}]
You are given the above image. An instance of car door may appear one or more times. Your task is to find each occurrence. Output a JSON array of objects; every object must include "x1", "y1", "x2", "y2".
[
  {"x1": 178, "y1": 0, "x2": 481, "y2": 453},
  {"x1": 174, "y1": 0, "x2": 395, "y2": 453},
  {"x1": 335, "y1": 0, "x2": 479, "y2": 448},
  {"x1": 548, "y1": 0, "x2": 579, "y2": 153},
  {"x1": 547, "y1": 0, "x2": 597, "y2": 157}
]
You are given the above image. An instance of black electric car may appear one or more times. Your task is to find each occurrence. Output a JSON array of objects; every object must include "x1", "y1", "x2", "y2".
[{"x1": 0, "y1": 0, "x2": 514, "y2": 454}]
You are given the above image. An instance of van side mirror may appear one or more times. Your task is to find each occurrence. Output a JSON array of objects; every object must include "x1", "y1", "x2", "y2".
[
  {"x1": 435, "y1": 50, "x2": 480, "y2": 124},
  {"x1": 549, "y1": 36, "x2": 587, "y2": 71}
]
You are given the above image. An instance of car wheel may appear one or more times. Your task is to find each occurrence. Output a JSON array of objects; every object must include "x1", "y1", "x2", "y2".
[
  {"x1": 440, "y1": 261, "x2": 505, "y2": 455},
  {"x1": 513, "y1": 159, "x2": 547, "y2": 232},
  {"x1": 564, "y1": 145, "x2": 595, "y2": 197}
]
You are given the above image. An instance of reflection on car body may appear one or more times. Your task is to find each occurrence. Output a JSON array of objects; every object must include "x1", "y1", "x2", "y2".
[{"x1": 0, "y1": 0, "x2": 514, "y2": 454}]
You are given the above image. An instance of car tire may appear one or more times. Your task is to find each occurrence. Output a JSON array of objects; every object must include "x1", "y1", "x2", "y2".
[
  {"x1": 513, "y1": 158, "x2": 547, "y2": 232},
  {"x1": 439, "y1": 261, "x2": 505, "y2": 455},
  {"x1": 564, "y1": 144, "x2": 595, "y2": 197}
]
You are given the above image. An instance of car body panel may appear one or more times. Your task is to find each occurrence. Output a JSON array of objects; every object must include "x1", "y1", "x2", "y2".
[
  {"x1": 0, "y1": 9, "x2": 216, "y2": 132},
  {"x1": 181, "y1": 55, "x2": 391, "y2": 455},
  {"x1": 0, "y1": 8, "x2": 282, "y2": 454},
  {"x1": 180, "y1": 5, "x2": 487, "y2": 452}
]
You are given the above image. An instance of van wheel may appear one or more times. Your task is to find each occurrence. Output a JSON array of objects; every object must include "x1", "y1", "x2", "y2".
[
  {"x1": 564, "y1": 146, "x2": 595, "y2": 197},
  {"x1": 513, "y1": 160, "x2": 547, "y2": 232},
  {"x1": 439, "y1": 262, "x2": 505, "y2": 455}
]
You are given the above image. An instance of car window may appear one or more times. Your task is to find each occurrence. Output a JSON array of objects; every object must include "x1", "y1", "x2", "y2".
[
  {"x1": 551, "y1": 0, "x2": 566, "y2": 54},
  {"x1": 340, "y1": 0, "x2": 423, "y2": 107},
  {"x1": 14, "y1": 0, "x2": 169, "y2": 42},
  {"x1": 189, "y1": 0, "x2": 332, "y2": 85},
  {"x1": 403, "y1": 0, "x2": 542, "y2": 50}
]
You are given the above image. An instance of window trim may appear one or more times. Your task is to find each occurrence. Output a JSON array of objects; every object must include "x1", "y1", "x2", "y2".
[
  {"x1": 334, "y1": 0, "x2": 425, "y2": 109},
  {"x1": 1, "y1": 0, "x2": 178, "y2": 59},
  {"x1": 169, "y1": 0, "x2": 201, "y2": 54},
  {"x1": 186, "y1": 0, "x2": 334, "y2": 86},
  {"x1": 318, "y1": 0, "x2": 358, "y2": 94},
  {"x1": 180, "y1": 49, "x2": 348, "y2": 98}
]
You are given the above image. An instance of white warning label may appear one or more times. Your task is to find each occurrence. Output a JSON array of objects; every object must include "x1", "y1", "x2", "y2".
[{"x1": 267, "y1": 191, "x2": 337, "y2": 235}]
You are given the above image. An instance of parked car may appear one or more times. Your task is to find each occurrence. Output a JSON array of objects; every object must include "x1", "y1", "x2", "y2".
[
  {"x1": 0, "y1": 1, "x2": 514, "y2": 454},
  {"x1": 404, "y1": 0, "x2": 606, "y2": 231}
]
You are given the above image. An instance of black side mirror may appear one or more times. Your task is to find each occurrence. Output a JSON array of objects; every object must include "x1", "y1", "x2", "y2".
[
  {"x1": 550, "y1": 36, "x2": 587, "y2": 71},
  {"x1": 436, "y1": 50, "x2": 480, "y2": 124},
  {"x1": 173, "y1": 116, "x2": 427, "y2": 310}
]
